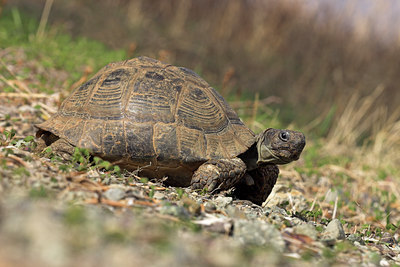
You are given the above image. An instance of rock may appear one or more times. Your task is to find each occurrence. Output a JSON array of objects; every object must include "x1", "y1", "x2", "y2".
[
  {"x1": 153, "y1": 191, "x2": 166, "y2": 200},
  {"x1": 243, "y1": 209, "x2": 261, "y2": 220},
  {"x1": 233, "y1": 219, "x2": 285, "y2": 251},
  {"x1": 293, "y1": 223, "x2": 318, "y2": 240},
  {"x1": 264, "y1": 206, "x2": 288, "y2": 216},
  {"x1": 224, "y1": 205, "x2": 247, "y2": 219},
  {"x1": 160, "y1": 204, "x2": 190, "y2": 219},
  {"x1": 322, "y1": 219, "x2": 345, "y2": 240},
  {"x1": 194, "y1": 214, "x2": 233, "y2": 234},
  {"x1": 264, "y1": 206, "x2": 288, "y2": 225},
  {"x1": 104, "y1": 187, "x2": 125, "y2": 201},
  {"x1": 347, "y1": 234, "x2": 365, "y2": 245},
  {"x1": 263, "y1": 185, "x2": 308, "y2": 212},
  {"x1": 180, "y1": 196, "x2": 202, "y2": 215},
  {"x1": 214, "y1": 196, "x2": 233, "y2": 209},
  {"x1": 204, "y1": 201, "x2": 217, "y2": 212}
]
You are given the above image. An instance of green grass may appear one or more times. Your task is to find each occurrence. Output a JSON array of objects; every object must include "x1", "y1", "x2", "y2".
[{"x1": 0, "y1": 8, "x2": 126, "y2": 89}]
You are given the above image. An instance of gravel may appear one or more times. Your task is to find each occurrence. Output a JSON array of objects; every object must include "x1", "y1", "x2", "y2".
[
  {"x1": 234, "y1": 219, "x2": 286, "y2": 251},
  {"x1": 322, "y1": 219, "x2": 346, "y2": 240}
]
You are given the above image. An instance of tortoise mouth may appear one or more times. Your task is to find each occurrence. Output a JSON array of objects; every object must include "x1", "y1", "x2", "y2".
[
  {"x1": 257, "y1": 143, "x2": 304, "y2": 165},
  {"x1": 257, "y1": 146, "x2": 290, "y2": 165},
  {"x1": 258, "y1": 156, "x2": 292, "y2": 166}
]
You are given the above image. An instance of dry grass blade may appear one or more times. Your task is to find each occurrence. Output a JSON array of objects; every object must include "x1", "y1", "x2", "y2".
[
  {"x1": 0, "y1": 61, "x2": 33, "y2": 94},
  {"x1": 86, "y1": 198, "x2": 128, "y2": 207},
  {"x1": 250, "y1": 92, "x2": 259, "y2": 131},
  {"x1": 0, "y1": 74, "x2": 23, "y2": 93},
  {"x1": 66, "y1": 173, "x2": 108, "y2": 192},
  {"x1": 327, "y1": 84, "x2": 385, "y2": 148},
  {"x1": 0, "y1": 153, "x2": 29, "y2": 168},
  {"x1": 0, "y1": 92, "x2": 49, "y2": 98},
  {"x1": 36, "y1": 102, "x2": 58, "y2": 119},
  {"x1": 332, "y1": 196, "x2": 338, "y2": 219},
  {"x1": 0, "y1": 59, "x2": 20, "y2": 79},
  {"x1": 319, "y1": 83, "x2": 400, "y2": 170},
  {"x1": 36, "y1": 0, "x2": 54, "y2": 39}
]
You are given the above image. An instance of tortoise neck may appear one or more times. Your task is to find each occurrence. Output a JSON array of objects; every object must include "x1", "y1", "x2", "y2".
[{"x1": 238, "y1": 143, "x2": 258, "y2": 171}]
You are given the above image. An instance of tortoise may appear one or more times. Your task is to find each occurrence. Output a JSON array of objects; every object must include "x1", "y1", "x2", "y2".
[{"x1": 36, "y1": 56, "x2": 305, "y2": 205}]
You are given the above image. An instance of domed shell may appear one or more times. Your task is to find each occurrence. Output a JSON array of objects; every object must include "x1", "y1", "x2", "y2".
[{"x1": 37, "y1": 57, "x2": 255, "y2": 173}]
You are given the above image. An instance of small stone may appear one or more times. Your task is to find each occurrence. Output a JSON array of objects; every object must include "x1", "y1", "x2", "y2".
[
  {"x1": 243, "y1": 209, "x2": 260, "y2": 220},
  {"x1": 204, "y1": 202, "x2": 217, "y2": 212},
  {"x1": 322, "y1": 219, "x2": 345, "y2": 240},
  {"x1": 205, "y1": 222, "x2": 233, "y2": 235},
  {"x1": 180, "y1": 196, "x2": 202, "y2": 215},
  {"x1": 293, "y1": 223, "x2": 318, "y2": 240},
  {"x1": 214, "y1": 196, "x2": 233, "y2": 209},
  {"x1": 194, "y1": 215, "x2": 233, "y2": 235},
  {"x1": 264, "y1": 206, "x2": 288, "y2": 225},
  {"x1": 153, "y1": 191, "x2": 165, "y2": 200},
  {"x1": 264, "y1": 206, "x2": 288, "y2": 216},
  {"x1": 224, "y1": 205, "x2": 247, "y2": 219},
  {"x1": 103, "y1": 188, "x2": 125, "y2": 201},
  {"x1": 347, "y1": 234, "x2": 365, "y2": 245},
  {"x1": 233, "y1": 219, "x2": 285, "y2": 251},
  {"x1": 160, "y1": 204, "x2": 190, "y2": 219},
  {"x1": 263, "y1": 186, "x2": 308, "y2": 212},
  {"x1": 380, "y1": 258, "x2": 390, "y2": 267}
]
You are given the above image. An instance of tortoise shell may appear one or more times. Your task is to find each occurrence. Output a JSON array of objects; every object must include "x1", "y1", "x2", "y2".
[{"x1": 37, "y1": 57, "x2": 255, "y2": 185}]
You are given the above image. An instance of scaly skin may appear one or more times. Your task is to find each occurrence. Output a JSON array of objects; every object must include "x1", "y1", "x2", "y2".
[
  {"x1": 233, "y1": 165, "x2": 279, "y2": 205},
  {"x1": 190, "y1": 158, "x2": 246, "y2": 192},
  {"x1": 35, "y1": 131, "x2": 74, "y2": 160}
]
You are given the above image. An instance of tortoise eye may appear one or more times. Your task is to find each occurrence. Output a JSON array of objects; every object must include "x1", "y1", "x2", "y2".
[{"x1": 279, "y1": 131, "x2": 289, "y2": 142}]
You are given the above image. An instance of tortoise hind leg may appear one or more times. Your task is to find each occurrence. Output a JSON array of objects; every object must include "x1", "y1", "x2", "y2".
[
  {"x1": 190, "y1": 158, "x2": 246, "y2": 192},
  {"x1": 48, "y1": 138, "x2": 75, "y2": 160},
  {"x1": 36, "y1": 131, "x2": 75, "y2": 160}
]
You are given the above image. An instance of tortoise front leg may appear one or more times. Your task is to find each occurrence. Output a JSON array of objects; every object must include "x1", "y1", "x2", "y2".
[
  {"x1": 190, "y1": 158, "x2": 246, "y2": 192},
  {"x1": 233, "y1": 165, "x2": 279, "y2": 205}
]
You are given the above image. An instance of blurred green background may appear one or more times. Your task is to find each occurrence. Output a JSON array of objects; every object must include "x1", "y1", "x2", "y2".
[{"x1": 2, "y1": 0, "x2": 400, "y2": 144}]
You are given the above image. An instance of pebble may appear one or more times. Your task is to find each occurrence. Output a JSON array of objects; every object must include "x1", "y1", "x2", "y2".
[
  {"x1": 160, "y1": 204, "x2": 190, "y2": 219},
  {"x1": 322, "y1": 219, "x2": 345, "y2": 240},
  {"x1": 104, "y1": 188, "x2": 125, "y2": 201},
  {"x1": 153, "y1": 191, "x2": 166, "y2": 200},
  {"x1": 264, "y1": 206, "x2": 288, "y2": 225},
  {"x1": 204, "y1": 201, "x2": 217, "y2": 212},
  {"x1": 214, "y1": 196, "x2": 233, "y2": 209},
  {"x1": 293, "y1": 223, "x2": 318, "y2": 240},
  {"x1": 224, "y1": 205, "x2": 247, "y2": 219},
  {"x1": 264, "y1": 185, "x2": 308, "y2": 212},
  {"x1": 233, "y1": 219, "x2": 285, "y2": 251},
  {"x1": 347, "y1": 234, "x2": 365, "y2": 245}
]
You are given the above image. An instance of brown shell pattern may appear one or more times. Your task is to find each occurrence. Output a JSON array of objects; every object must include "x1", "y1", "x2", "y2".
[{"x1": 37, "y1": 57, "x2": 255, "y2": 166}]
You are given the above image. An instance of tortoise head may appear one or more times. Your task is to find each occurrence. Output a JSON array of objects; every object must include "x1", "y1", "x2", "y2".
[{"x1": 256, "y1": 128, "x2": 306, "y2": 165}]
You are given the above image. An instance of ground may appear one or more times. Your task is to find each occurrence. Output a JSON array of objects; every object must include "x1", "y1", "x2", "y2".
[{"x1": 1, "y1": 9, "x2": 400, "y2": 266}]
